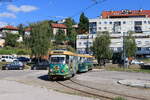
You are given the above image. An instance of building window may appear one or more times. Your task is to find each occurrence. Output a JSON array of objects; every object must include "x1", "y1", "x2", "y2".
[
  {"x1": 99, "y1": 22, "x2": 101, "y2": 24},
  {"x1": 99, "y1": 27, "x2": 101, "y2": 30},
  {"x1": 137, "y1": 41, "x2": 142, "y2": 45},
  {"x1": 148, "y1": 21, "x2": 150, "y2": 24},
  {"x1": 104, "y1": 21, "x2": 107, "y2": 24},
  {"x1": 144, "y1": 21, "x2": 147, "y2": 24},
  {"x1": 123, "y1": 21, "x2": 126, "y2": 24},
  {"x1": 104, "y1": 27, "x2": 107, "y2": 30},
  {"x1": 145, "y1": 41, "x2": 150, "y2": 45},
  {"x1": 79, "y1": 42, "x2": 82, "y2": 45},
  {"x1": 109, "y1": 22, "x2": 112, "y2": 24},
  {"x1": 137, "y1": 47, "x2": 141, "y2": 51}
]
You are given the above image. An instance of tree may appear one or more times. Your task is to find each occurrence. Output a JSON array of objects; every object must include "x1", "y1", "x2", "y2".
[
  {"x1": 18, "y1": 24, "x2": 25, "y2": 36},
  {"x1": 91, "y1": 31, "x2": 112, "y2": 66},
  {"x1": 64, "y1": 18, "x2": 77, "y2": 48},
  {"x1": 30, "y1": 21, "x2": 52, "y2": 58},
  {"x1": 124, "y1": 31, "x2": 137, "y2": 57},
  {"x1": 5, "y1": 33, "x2": 19, "y2": 47},
  {"x1": 78, "y1": 12, "x2": 89, "y2": 34},
  {"x1": 55, "y1": 29, "x2": 66, "y2": 44}
]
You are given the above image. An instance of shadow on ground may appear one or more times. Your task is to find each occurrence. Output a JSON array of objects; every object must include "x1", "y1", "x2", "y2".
[{"x1": 38, "y1": 75, "x2": 66, "y2": 82}]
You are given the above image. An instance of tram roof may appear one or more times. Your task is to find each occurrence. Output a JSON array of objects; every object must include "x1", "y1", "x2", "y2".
[
  {"x1": 77, "y1": 54, "x2": 94, "y2": 58},
  {"x1": 49, "y1": 50, "x2": 77, "y2": 56}
]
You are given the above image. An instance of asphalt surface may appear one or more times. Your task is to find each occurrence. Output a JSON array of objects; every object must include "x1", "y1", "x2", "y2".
[{"x1": 0, "y1": 70, "x2": 150, "y2": 100}]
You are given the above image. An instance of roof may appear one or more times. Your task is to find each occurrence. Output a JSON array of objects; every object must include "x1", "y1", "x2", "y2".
[
  {"x1": 51, "y1": 23, "x2": 67, "y2": 29},
  {"x1": 0, "y1": 25, "x2": 18, "y2": 30},
  {"x1": 25, "y1": 27, "x2": 31, "y2": 31},
  {"x1": 101, "y1": 10, "x2": 150, "y2": 18}
]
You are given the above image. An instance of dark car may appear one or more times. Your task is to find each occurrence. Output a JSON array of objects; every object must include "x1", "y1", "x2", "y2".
[
  {"x1": 17, "y1": 57, "x2": 30, "y2": 63},
  {"x1": 31, "y1": 60, "x2": 50, "y2": 70},
  {"x1": 2, "y1": 61, "x2": 24, "y2": 70}
]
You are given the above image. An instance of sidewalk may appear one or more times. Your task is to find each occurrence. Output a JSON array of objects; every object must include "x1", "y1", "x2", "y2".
[
  {"x1": 118, "y1": 79, "x2": 150, "y2": 88},
  {"x1": 0, "y1": 80, "x2": 96, "y2": 100}
]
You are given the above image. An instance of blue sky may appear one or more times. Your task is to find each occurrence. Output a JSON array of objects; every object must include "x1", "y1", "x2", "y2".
[{"x1": 0, "y1": 0, "x2": 150, "y2": 27}]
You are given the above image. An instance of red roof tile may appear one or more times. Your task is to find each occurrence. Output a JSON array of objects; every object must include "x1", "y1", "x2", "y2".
[
  {"x1": 0, "y1": 25, "x2": 18, "y2": 30},
  {"x1": 101, "y1": 10, "x2": 150, "y2": 18},
  {"x1": 25, "y1": 27, "x2": 31, "y2": 31},
  {"x1": 51, "y1": 23, "x2": 67, "y2": 29}
]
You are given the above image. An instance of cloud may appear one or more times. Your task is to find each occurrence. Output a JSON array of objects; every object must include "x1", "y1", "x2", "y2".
[
  {"x1": 0, "y1": 12, "x2": 16, "y2": 18},
  {"x1": 0, "y1": 21, "x2": 8, "y2": 27},
  {"x1": 7, "y1": 4, "x2": 38, "y2": 13}
]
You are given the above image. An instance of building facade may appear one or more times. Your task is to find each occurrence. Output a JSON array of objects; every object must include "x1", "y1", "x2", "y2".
[{"x1": 77, "y1": 10, "x2": 150, "y2": 57}]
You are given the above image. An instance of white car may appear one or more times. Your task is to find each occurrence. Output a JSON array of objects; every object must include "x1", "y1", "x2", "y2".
[
  {"x1": 0, "y1": 55, "x2": 18, "y2": 62},
  {"x1": 131, "y1": 60, "x2": 144, "y2": 65}
]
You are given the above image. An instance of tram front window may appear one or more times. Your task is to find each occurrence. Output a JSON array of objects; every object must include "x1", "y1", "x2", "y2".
[{"x1": 51, "y1": 57, "x2": 65, "y2": 64}]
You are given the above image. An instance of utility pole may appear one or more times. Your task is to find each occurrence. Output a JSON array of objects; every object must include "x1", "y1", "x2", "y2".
[{"x1": 123, "y1": 32, "x2": 128, "y2": 68}]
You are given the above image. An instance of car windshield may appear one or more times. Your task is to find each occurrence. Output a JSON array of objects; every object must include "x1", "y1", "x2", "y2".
[{"x1": 51, "y1": 57, "x2": 65, "y2": 64}]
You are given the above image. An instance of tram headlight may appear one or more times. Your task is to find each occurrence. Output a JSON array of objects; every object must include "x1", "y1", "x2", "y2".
[{"x1": 50, "y1": 69, "x2": 53, "y2": 72}]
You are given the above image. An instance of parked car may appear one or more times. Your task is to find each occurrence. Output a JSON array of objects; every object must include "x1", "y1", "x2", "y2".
[
  {"x1": 2, "y1": 61, "x2": 24, "y2": 70},
  {"x1": 0, "y1": 55, "x2": 17, "y2": 62},
  {"x1": 131, "y1": 60, "x2": 144, "y2": 65},
  {"x1": 17, "y1": 57, "x2": 30, "y2": 63},
  {"x1": 31, "y1": 59, "x2": 50, "y2": 70}
]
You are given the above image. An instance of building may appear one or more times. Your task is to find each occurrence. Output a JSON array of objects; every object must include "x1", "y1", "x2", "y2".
[
  {"x1": 0, "y1": 25, "x2": 19, "y2": 34},
  {"x1": 51, "y1": 23, "x2": 67, "y2": 35},
  {"x1": 77, "y1": 10, "x2": 150, "y2": 57}
]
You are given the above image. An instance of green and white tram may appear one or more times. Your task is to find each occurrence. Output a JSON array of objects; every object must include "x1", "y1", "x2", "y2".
[{"x1": 48, "y1": 50, "x2": 78, "y2": 79}]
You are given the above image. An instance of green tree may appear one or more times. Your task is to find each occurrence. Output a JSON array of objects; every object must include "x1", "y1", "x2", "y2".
[
  {"x1": 18, "y1": 24, "x2": 25, "y2": 36},
  {"x1": 91, "y1": 31, "x2": 112, "y2": 66},
  {"x1": 55, "y1": 29, "x2": 66, "y2": 45},
  {"x1": 30, "y1": 21, "x2": 52, "y2": 58},
  {"x1": 78, "y1": 12, "x2": 89, "y2": 34},
  {"x1": 64, "y1": 18, "x2": 77, "y2": 48},
  {"x1": 124, "y1": 31, "x2": 137, "y2": 57},
  {"x1": 5, "y1": 33, "x2": 19, "y2": 47}
]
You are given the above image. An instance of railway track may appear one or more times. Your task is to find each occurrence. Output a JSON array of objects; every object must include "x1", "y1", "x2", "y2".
[{"x1": 56, "y1": 78, "x2": 147, "y2": 100}]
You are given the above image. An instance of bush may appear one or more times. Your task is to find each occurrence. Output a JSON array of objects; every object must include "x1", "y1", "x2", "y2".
[
  {"x1": 17, "y1": 50, "x2": 28, "y2": 55},
  {"x1": 113, "y1": 97, "x2": 127, "y2": 100}
]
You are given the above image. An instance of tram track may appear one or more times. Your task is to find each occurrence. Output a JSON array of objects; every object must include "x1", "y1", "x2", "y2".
[{"x1": 56, "y1": 78, "x2": 147, "y2": 100}]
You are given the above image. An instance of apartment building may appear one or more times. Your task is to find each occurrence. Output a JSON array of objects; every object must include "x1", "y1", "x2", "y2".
[{"x1": 77, "y1": 10, "x2": 150, "y2": 57}]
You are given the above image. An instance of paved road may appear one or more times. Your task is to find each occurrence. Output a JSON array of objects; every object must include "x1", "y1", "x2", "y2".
[{"x1": 0, "y1": 70, "x2": 150, "y2": 100}]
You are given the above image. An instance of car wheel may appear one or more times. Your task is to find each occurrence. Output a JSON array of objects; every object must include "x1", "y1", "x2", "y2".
[
  {"x1": 33, "y1": 67, "x2": 37, "y2": 70},
  {"x1": 19, "y1": 67, "x2": 23, "y2": 70},
  {"x1": 2, "y1": 60, "x2": 6, "y2": 62}
]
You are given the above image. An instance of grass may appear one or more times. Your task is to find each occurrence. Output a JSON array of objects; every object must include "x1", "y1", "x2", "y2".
[
  {"x1": 113, "y1": 97, "x2": 127, "y2": 100},
  {"x1": 105, "y1": 66, "x2": 150, "y2": 73},
  {"x1": 0, "y1": 48, "x2": 30, "y2": 55},
  {"x1": 140, "y1": 58, "x2": 150, "y2": 63}
]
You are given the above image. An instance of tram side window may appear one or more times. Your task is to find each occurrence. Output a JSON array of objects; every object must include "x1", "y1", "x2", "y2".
[{"x1": 66, "y1": 55, "x2": 69, "y2": 64}]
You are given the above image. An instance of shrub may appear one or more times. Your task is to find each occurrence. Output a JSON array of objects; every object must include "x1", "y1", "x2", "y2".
[{"x1": 113, "y1": 97, "x2": 127, "y2": 100}]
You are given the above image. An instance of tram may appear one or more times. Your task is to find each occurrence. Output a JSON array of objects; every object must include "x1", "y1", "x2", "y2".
[
  {"x1": 77, "y1": 54, "x2": 94, "y2": 73},
  {"x1": 48, "y1": 50, "x2": 78, "y2": 79}
]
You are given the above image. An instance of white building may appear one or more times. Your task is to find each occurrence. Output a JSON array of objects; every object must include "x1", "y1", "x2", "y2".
[{"x1": 77, "y1": 10, "x2": 150, "y2": 57}]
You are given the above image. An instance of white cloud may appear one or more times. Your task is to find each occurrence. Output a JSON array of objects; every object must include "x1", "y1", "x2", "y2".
[
  {"x1": 7, "y1": 4, "x2": 38, "y2": 13},
  {"x1": 0, "y1": 21, "x2": 8, "y2": 27},
  {"x1": 0, "y1": 12, "x2": 16, "y2": 18}
]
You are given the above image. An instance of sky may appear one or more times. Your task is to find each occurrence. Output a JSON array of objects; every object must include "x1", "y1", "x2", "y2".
[{"x1": 0, "y1": 0, "x2": 150, "y2": 27}]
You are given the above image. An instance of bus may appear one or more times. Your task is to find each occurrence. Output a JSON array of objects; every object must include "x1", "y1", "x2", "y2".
[{"x1": 48, "y1": 50, "x2": 78, "y2": 80}]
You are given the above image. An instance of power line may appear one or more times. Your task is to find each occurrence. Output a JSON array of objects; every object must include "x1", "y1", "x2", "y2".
[{"x1": 70, "y1": 0, "x2": 107, "y2": 18}]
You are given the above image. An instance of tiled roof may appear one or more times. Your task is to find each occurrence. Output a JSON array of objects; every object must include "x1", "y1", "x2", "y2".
[
  {"x1": 0, "y1": 25, "x2": 18, "y2": 30},
  {"x1": 25, "y1": 27, "x2": 31, "y2": 31},
  {"x1": 101, "y1": 10, "x2": 150, "y2": 18},
  {"x1": 51, "y1": 23, "x2": 67, "y2": 29}
]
